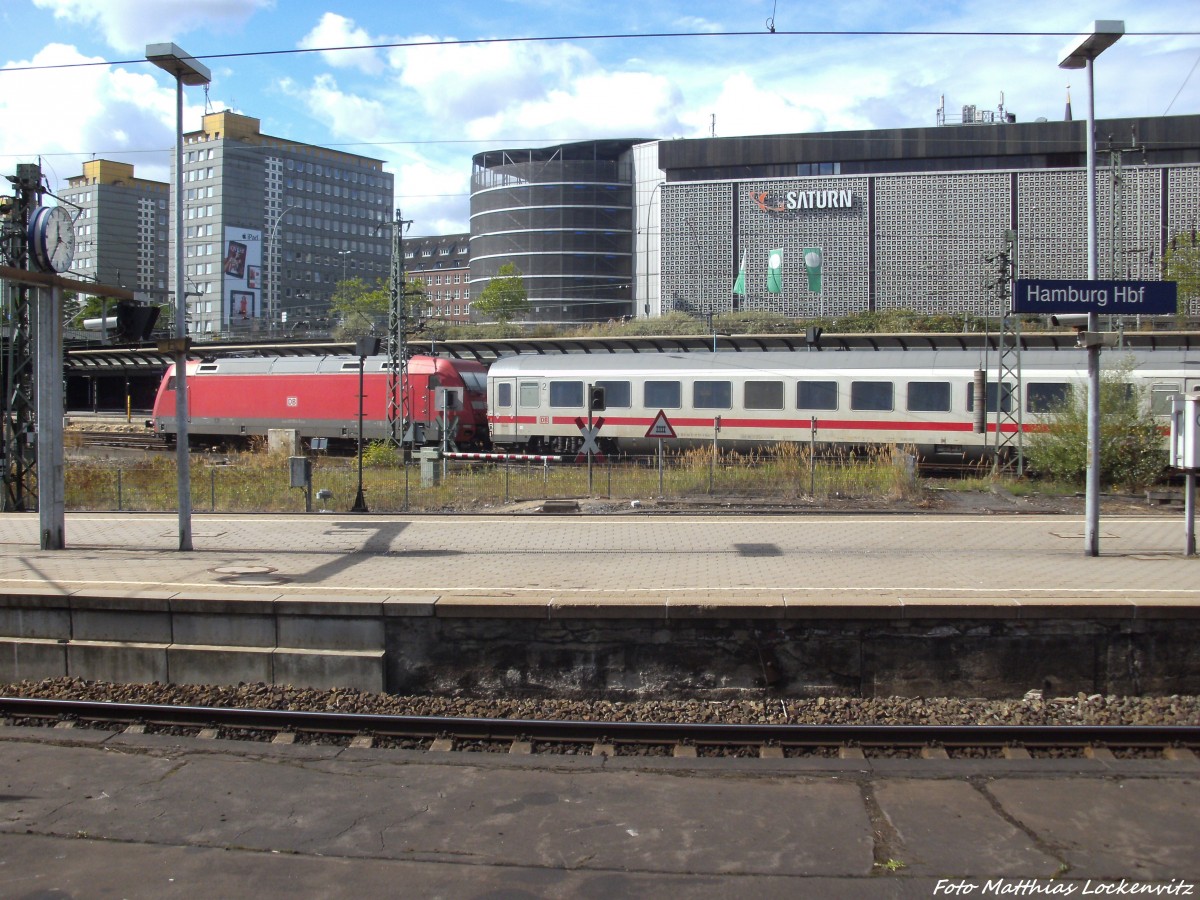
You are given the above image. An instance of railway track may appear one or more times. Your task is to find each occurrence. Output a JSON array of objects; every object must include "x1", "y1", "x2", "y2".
[
  {"x1": 4, "y1": 697, "x2": 1199, "y2": 759},
  {"x1": 71, "y1": 430, "x2": 165, "y2": 450}
]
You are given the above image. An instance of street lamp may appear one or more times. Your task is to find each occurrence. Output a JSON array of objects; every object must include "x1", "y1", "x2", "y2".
[
  {"x1": 1059, "y1": 19, "x2": 1124, "y2": 558},
  {"x1": 267, "y1": 200, "x2": 301, "y2": 334},
  {"x1": 338, "y1": 249, "x2": 351, "y2": 284},
  {"x1": 641, "y1": 181, "x2": 664, "y2": 318},
  {"x1": 147, "y1": 41, "x2": 210, "y2": 552}
]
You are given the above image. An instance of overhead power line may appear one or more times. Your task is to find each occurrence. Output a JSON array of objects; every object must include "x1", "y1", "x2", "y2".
[{"x1": 4, "y1": 28, "x2": 1198, "y2": 75}]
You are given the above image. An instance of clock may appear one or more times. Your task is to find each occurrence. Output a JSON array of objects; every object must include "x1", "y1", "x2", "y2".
[{"x1": 28, "y1": 205, "x2": 76, "y2": 273}]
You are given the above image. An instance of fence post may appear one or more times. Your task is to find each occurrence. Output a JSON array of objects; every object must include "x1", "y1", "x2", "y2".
[
  {"x1": 211, "y1": 467, "x2": 216, "y2": 512},
  {"x1": 117, "y1": 468, "x2": 122, "y2": 512},
  {"x1": 504, "y1": 456, "x2": 510, "y2": 504}
]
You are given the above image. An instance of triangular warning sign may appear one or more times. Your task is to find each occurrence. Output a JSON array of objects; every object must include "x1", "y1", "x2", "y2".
[{"x1": 645, "y1": 409, "x2": 677, "y2": 439}]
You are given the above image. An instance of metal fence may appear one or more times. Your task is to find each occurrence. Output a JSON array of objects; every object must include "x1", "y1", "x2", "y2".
[{"x1": 63, "y1": 448, "x2": 923, "y2": 514}]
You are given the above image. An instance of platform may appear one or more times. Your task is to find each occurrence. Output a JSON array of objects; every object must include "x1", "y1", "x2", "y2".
[{"x1": 1, "y1": 511, "x2": 1198, "y2": 697}]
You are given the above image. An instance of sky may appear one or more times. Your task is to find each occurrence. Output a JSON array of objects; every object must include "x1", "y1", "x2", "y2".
[{"x1": 1, "y1": 1, "x2": 1198, "y2": 235}]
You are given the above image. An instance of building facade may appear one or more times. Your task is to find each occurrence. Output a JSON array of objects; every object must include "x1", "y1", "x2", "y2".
[
  {"x1": 173, "y1": 111, "x2": 394, "y2": 337},
  {"x1": 60, "y1": 160, "x2": 169, "y2": 301},
  {"x1": 405, "y1": 233, "x2": 471, "y2": 324},
  {"x1": 470, "y1": 139, "x2": 647, "y2": 323},
  {"x1": 649, "y1": 114, "x2": 1200, "y2": 321}
]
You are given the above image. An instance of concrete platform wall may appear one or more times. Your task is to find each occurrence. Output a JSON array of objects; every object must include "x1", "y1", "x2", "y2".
[{"x1": 3, "y1": 591, "x2": 1199, "y2": 698}]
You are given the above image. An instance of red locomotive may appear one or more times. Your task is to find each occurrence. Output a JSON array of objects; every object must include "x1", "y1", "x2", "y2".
[{"x1": 149, "y1": 354, "x2": 489, "y2": 449}]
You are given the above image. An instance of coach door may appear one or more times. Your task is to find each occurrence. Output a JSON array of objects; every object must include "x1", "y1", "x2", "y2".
[{"x1": 490, "y1": 378, "x2": 517, "y2": 442}]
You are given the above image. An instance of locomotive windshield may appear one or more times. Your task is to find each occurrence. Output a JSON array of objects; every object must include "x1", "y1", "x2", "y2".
[{"x1": 459, "y1": 371, "x2": 486, "y2": 392}]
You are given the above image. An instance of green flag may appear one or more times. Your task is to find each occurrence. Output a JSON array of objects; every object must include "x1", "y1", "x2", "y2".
[
  {"x1": 732, "y1": 251, "x2": 746, "y2": 295},
  {"x1": 766, "y1": 248, "x2": 783, "y2": 294},
  {"x1": 803, "y1": 247, "x2": 823, "y2": 294}
]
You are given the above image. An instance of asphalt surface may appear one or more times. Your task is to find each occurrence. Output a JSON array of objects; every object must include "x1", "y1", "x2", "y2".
[{"x1": 2, "y1": 725, "x2": 1199, "y2": 898}]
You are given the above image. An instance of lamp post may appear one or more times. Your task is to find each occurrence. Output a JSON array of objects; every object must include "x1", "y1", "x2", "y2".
[
  {"x1": 338, "y1": 248, "x2": 351, "y2": 284},
  {"x1": 267, "y1": 200, "x2": 301, "y2": 334},
  {"x1": 1059, "y1": 19, "x2": 1124, "y2": 557},
  {"x1": 352, "y1": 336, "x2": 380, "y2": 513},
  {"x1": 641, "y1": 181, "x2": 664, "y2": 318},
  {"x1": 147, "y1": 42, "x2": 210, "y2": 552}
]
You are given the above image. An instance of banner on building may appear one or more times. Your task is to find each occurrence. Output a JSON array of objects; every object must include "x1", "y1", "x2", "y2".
[
  {"x1": 766, "y1": 248, "x2": 783, "y2": 294},
  {"x1": 732, "y1": 251, "x2": 747, "y2": 296},
  {"x1": 222, "y1": 227, "x2": 263, "y2": 324},
  {"x1": 803, "y1": 247, "x2": 823, "y2": 294}
]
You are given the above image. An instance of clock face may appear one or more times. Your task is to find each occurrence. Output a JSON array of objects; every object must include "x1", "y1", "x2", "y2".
[{"x1": 29, "y1": 205, "x2": 76, "y2": 273}]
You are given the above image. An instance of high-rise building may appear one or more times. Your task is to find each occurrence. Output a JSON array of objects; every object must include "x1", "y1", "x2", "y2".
[
  {"x1": 60, "y1": 160, "x2": 170, "y2": 302},
  {"x1": 173, "y1": 111, "x2": 394, "y2": 337}
]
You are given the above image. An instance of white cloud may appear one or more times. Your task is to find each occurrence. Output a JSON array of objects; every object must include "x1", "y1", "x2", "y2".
[
  {"x1": 31, "y1": 0, "x2": 275, "y2": 54},
  {"x1": 389, "y1": 37, "x2": 596, "y2": 123},
  {"x1": 0, "y1": 43, "x2": 201, "y2": 191},
  {"x1": 467, "y1": 69, "x2": 684, "y2": 140},
  {"x1": 297, "y1": 12, "x2": 387, "y2": 76}
]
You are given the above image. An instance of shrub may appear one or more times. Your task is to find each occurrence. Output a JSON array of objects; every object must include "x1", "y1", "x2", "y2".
[{"x1": 1025, "y1": 356, "x2": 1165, "y2": 491}]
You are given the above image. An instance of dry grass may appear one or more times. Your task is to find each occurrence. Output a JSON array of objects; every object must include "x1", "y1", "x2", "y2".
[{"x1": 65, "y1": 442, "x2": 924, "y2": 513}]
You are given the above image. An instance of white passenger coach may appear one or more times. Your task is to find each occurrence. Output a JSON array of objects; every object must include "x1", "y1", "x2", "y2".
[{"x1": 486, "y1": 348, "x2": 1200, "y2": 458}]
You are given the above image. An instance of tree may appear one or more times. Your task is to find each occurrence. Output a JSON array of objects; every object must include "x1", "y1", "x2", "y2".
[
  {"x1": 1025, "y1": 356, "x2": 1165, "y2": 491},
  {"x1": 331, "y1": 275, "x2": 426, "y2": 339},
  {"x1": 474, "y1": 262, "x2": 530, "y2": 324},
  {"x1": 1163, "y1": 229, "x2": 1200, "y2": 321}
]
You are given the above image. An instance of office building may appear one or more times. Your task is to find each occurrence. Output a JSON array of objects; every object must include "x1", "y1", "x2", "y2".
[
  {"x1": 405, "y1": 233, "x2": 471, "y2": 324},
  {"x1": 173, "y1": 110, "x2": 394, "y2": 336},
  {"x1": 60, "y1": 160, "x2": 169, "y2": 303}
]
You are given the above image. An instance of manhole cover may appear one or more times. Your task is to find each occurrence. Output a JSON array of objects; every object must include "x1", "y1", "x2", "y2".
[
  {"x1": 211, "y1": 565, "x2": 276, "y2": 576},
  {"x1": 222, "y1": 574, "x2": 290, "y2": 586}
]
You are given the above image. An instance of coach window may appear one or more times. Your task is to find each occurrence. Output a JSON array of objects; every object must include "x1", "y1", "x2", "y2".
[
  {"x1": 797, "y1": 380, "x2": 838, "y2": 410},
  {"x1": 966, "y1": 382, "x2": 1013, "y2": 413},
  {"x1": 519, "y1": 382, "x2": 540, "y2": 409},
  {"x1": 745, "y1": 380, "x2": 784, "y2": 410},
  {"x1": 549, "y1": 381, "x2": 584, "y2": 408},
  {"x1": 694, "y1": 380, "x2": 732, "y2": 409},
  {"x1": 906, "y1": 381, "x2": 951, "y2": 412},
  {"x1": 1026, "y1": 382, "x2": 1071, "y2": 413},
  {"x1": 1151, "y1": 383, "x2": 1181, "y2": 416},
  {"x1": 644, "y1": 380, "x2": 681, "y2": 409},
  {"x1": 594, "y1": 380, "x2": 631, "y2": 408},
  {"x1": 496, "y1": 382, "x2": 512, "y2": 409},
  {"x1": 851, "y1": 381, "x2": 894, "y2": 411}
]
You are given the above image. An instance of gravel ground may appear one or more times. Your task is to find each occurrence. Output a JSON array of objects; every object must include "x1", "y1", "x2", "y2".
[{"x1": 4, "y1": 678, "x2": 1198, "y2": 726}]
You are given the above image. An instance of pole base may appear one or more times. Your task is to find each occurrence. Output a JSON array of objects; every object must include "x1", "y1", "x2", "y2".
[{"x1": 351, "y1": 489, "x2": 369, "y2": 513}]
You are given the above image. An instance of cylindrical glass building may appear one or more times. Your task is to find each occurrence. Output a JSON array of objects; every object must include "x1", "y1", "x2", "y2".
[{"x1": 470, "y1": 139, "x2": 646, "y2": 323}]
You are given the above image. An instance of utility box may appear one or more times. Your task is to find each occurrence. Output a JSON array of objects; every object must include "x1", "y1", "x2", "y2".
[
  {"x1": 1169, "y1": 393, "x2": 1200, "y2": 470},
  {"x1": 289, "y1": 456, "x2": 312, "y2": 489},
  {"x1": 418, "y1": 447, "x2": 441, "y2": 487}
]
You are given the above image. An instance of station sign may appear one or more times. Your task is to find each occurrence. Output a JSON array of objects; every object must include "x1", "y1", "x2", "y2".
[{"x1": 1013, "y1": 279, "x2": 1177, "y2": 315}]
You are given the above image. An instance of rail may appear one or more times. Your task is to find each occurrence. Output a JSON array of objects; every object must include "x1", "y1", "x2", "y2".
[{"x1": 3, "y1": 697, "x2": 1198, "y2": 755}]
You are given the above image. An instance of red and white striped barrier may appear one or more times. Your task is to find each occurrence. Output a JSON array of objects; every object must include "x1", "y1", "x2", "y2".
[{"x1": 444, "y1": 452, "x2": 562, "y2": 462}]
